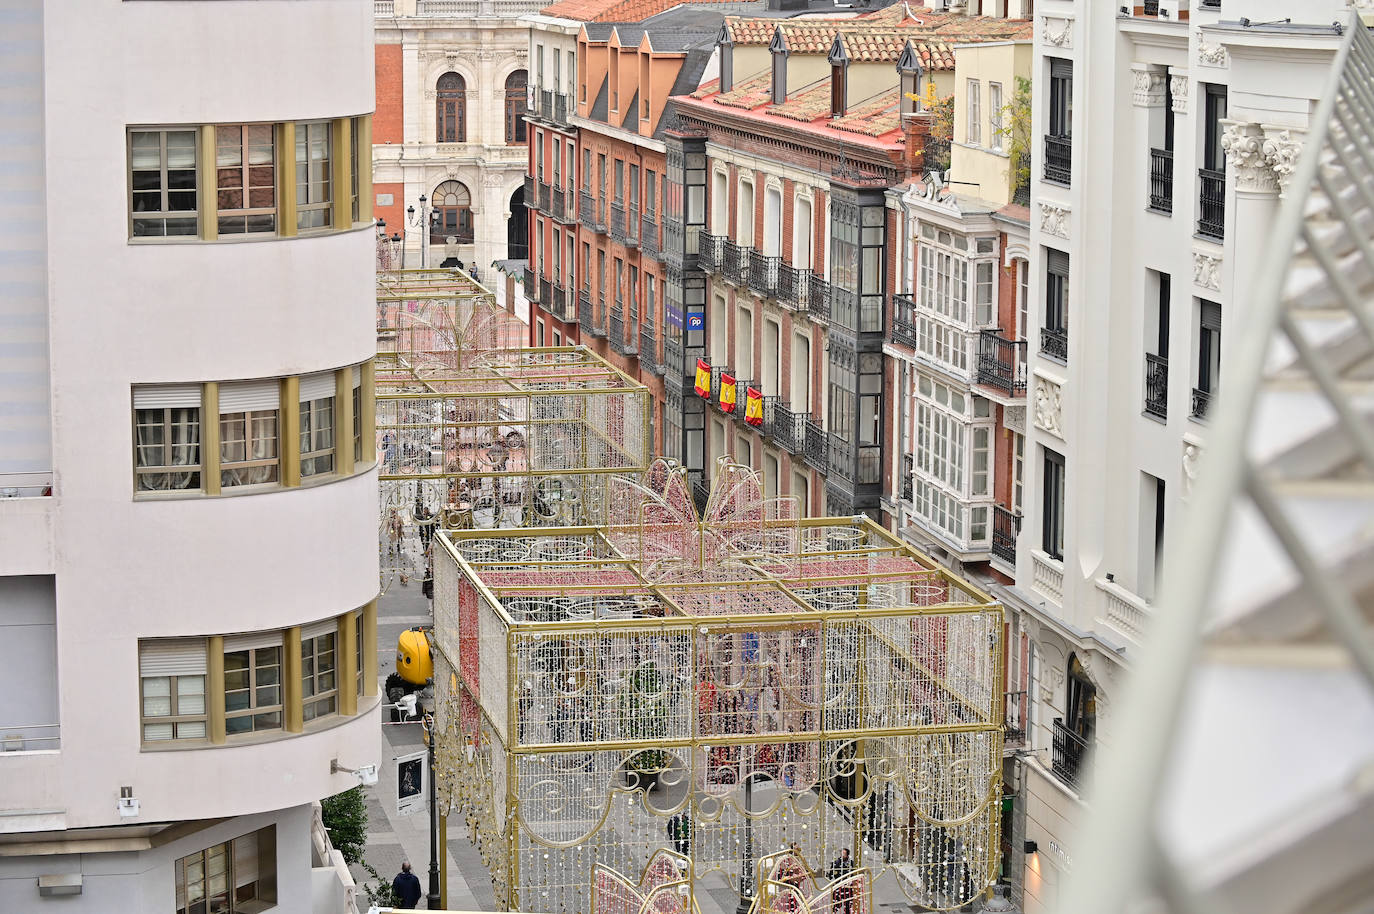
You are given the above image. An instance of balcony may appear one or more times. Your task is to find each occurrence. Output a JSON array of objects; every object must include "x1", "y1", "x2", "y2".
[
  {"x1": 1004, "y1": 690, "x2": 1028, "y2": 748},
  {"x1": 522, "y1": 266, "x2": 537, "y2": 300},
  {"x1": 730, "y1": 378, "x2": 755, "y2": 426},
  {"x1": 1149, "y1": 148, "x2": 1174, "y2": 214},
  {"x1": 577, "y1": 289, "x2": 600, "y2": 338},
  {"x1": 554, "y1": 93, "x2": 569, "y2": 127},
  {"x1": 551, "y1": 283, "x2": 574, "y2": 322},
  {"x1": 1041, "y1": 327, "x2": 1068, "y2": 363},
  {"x1": 748, "y1": 251, "x2": 781, "y2": 299},
  {"x1": 640, "y1": 325, "x2": 661, "y2": 374},
  {"x1": 923, "y1": 136, "x2": 952, "y2": 175},
  {"x1": 709, "y1": 365, "x2": 732, "y2": 410},
  {"x1": 806, "y1": 273, "x2": 831, "y2": 323},
  {"x1": 608, "y1": 306, "x2": 636, "y2": 356},
  {"x1": 609, "y1": 201, "x2": 631, "y2": 246},
  {"x1": 1192, "y1": 386, "x2": 1213, "y2": 420},
  {"x1": 1144, "y1": 353, "x2": 1169, "y2": 419},
  {"x1": 828, "y1": 436, "x2": 881, "y2": 486},
  {"x1": 628, "y1": 204, "x2": 640, "y2": 246},
  {"x1": 524, "y1": 174, "x2": 535, "y2": 208},
  {"x1": 777, "y1": 264, "x2": 803, "y2": 309},
  {"x1": 1044, "y1": 134, "x2": 1072, "y2": 186},
  {"x1": 664, "y1": 335, "x2": 684, "y2": 378},
  {"x1": 1052, "y1": 718, "x2": 1089, "y2": 790},
  {"x1": 374, "y1": 0, "x2": 394, "y2": 12},
  {"x1": 721, "y1": 241, "x2": 747, "y2": 286},
  {"x1": 538, "y1": 277, "x2": 552, "y2": 309},
  {"x1": 1198, "y1": 167, "x2": 1226, "y2": 239},
  {"x1": 640, "y1": 212, "x2": 659, "y2": 256},
  {"x1": 900, "y1": 453, "x2": 913, "y2": 502},
  {"x1": 578, "y1": 190, "x2": 604, "y2": 232},
  {"x1": 992, "y1": 505, "x2": 1021, "y2": 566},
  {"x1": 978, "y1": 331, "x2": 1028, "y2": 396},
  {"x1": 698, "y1": 232, "x2": 724, "y2": 273},
  {"x1": 803, "y1": 418, "x2": 828, "y2": 472},
  {"x1": 891, "y1": 294, "x2": 918, "y2": 348},
  {"x1": 551, "y1": 187, "x2": 565, "y2": 222},
  {"x1": 772, "y1": 402, "x2": 805, "y2": 455}
]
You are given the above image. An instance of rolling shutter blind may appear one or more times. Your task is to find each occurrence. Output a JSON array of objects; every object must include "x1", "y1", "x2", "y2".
[
  {"x1": 1047, "y1": 249, "x2": 1070, "y2": 276},
  {"x1": 139, "y1": 640, "x2": 208, "y2": 677},
  {"x1": 1201, "y1": 300, "x2": 1222, "y2": 331},
  {"x1": 223, "y1": 631, "x2": 283, "y2": 652},
  {"x1": 301, "y1": 617, "x2": 337, "y2": 640},
  {"x1": 233, "y1": 831, "x2": 259, "y2": 888},
  {"x1": 133, "y1": 385, "x2": 201, "y2": 409},
  {"x1": 352, "y1": 365, "x2": 362, "y2": 388},
  {"x1": 219, "y1": 380, "x2": 280, "y2": 413},
  {"x1": 299, "y1": 372, "x2": 336, "y2": 402}
]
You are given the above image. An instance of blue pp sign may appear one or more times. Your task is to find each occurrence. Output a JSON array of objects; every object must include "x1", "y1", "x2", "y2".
[{"x1": 686, "y1": 313, "x2": 704, "y2": 331}]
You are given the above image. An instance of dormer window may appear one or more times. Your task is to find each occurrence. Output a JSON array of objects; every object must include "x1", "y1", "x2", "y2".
[
  {"x1": 828, "y1": 35, "x2": 849, "y2": 117},
  {"x1": 770, "y1": 27, "x2": 789, "y2": 105},
  {"x1": 718, "y1": 22, "x2": 734, "y2": 93},
  {"x1": 897, "y1": 39, "x2": 925, "y2": 117}
]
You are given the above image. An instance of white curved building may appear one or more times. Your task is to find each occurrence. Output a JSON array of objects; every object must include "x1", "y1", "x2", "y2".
[{"x1": 0, "y1": 0, "x2": 381, "y2": 910}]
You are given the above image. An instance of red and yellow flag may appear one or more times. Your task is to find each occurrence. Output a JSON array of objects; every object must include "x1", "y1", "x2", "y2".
[
  {"x1": 694, "y1": 359, "x2": 711, "y2": 398},
  {"x1": 719, "y1": 372, "x2": 737, "y2": 413},
  {"x1": 744, "y1": 387, "x2": 763, "y2": 426}
]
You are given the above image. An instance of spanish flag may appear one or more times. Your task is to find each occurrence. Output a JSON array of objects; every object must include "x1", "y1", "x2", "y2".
[
  {"x1": 720, "y1": 372, "x2": 737, "y2": 413},
  {"x1": 694, "y1": 359, "x2": 711, "y2": 398},
  {"x1": 744, "y1": 386, "x2": 763, "y2": 426}
]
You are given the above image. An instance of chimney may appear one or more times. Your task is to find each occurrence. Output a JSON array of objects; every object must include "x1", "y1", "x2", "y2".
[{"x1": 901, "y1": 112, "x2": 933, "y2": 178}]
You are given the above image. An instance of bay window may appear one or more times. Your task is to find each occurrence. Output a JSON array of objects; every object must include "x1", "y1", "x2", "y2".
[
  {"x1": 175, "y1": 825, "x2": 276, "y2": 914},
  {"x1": 130, "y1": 128, "x2": 198, "y2": 237},
  {"x1": 215, "y1": 124, "x2": 276, "y2": 235},
  {"x1": 912, "y1": 374, "x2": 995, "y2": 549},
  {"x1": 295, "y1": 120, "x2": 332, "y2": 231}
]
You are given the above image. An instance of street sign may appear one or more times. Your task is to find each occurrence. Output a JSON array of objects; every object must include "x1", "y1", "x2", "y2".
[{"x1": 395, "y1": 750, "x2": 427, "y2": 817}]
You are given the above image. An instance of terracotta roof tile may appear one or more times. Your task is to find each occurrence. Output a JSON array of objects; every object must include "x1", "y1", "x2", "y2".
[
  {"x1": 723, "y1": 8, "x2": 1031, "y2": 59},
  {"x1": 542, "y1": 0, "x2": 738, "y2": 22}
]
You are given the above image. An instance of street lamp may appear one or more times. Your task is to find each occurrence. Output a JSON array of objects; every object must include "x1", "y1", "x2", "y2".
[
  {"x1": 736, "y1": 770, "x2": 759, "y2": 914},
  {"x1": 407, "y1": 195, "x2": 440, "y2": 270},
  {"x1": 423, "y1": 713, "x2": 441, "y2": 910}
]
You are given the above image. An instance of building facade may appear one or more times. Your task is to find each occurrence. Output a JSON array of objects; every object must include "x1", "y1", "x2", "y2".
[
  {"x1": 1004, "y1": 2, "x2": 1355, "y2": 911},
  {"x1": 0, "y1": 0, "x2": 380, "y2": 910},
  {"x1": 374, "y1": 0, "x2": 537, "y2": 273}
]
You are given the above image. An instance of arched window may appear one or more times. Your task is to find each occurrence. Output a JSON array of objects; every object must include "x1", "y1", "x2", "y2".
[
  {"x1": 436, "y1": 72, "x2": 466, "y2": 143},
  {"x1": 431, "y1": 180, "x2": 473, "y2": 245},
  {"x1": 505, "y1": 70, "x2": 528, "y2": 145}
]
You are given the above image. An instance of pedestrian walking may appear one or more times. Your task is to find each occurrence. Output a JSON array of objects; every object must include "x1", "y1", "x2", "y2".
[
  {"x1": 391, "y1": 861, "x2": 423, "y2": 909},
  {"x1": 828, "y1": 848, "x2": 855, "y2": 914},
  {"x1": 666, "y1": 811, "x2": 692, "y2": 856}
]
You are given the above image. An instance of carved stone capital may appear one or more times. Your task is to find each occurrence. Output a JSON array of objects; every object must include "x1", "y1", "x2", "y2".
[
  {"x1": 1192, "y1": 250, "x2": 1221, "y2": 291},
  {"x1": 1043, "y1": 16, "x2": 1072, "y2": 49},
  {"x1": 1131, "y1": 67, "x2": 1167, "y2": 108},
  {"x1": 1262, "y1": 129, "x2": 1304, "y2": 195},
  {"x1": 1169, "y1": 72, "x2": 1189, "y2": 115},
  {"x1": 1221, "y1": 121, "x2": 1278, "y2": 194},
  {"x1": 1039, "y1": 202, "x2": 1070, "y2": 239},
  {"x1": 1033, "y1": 375, "x2": 1064, "y2": 439}
]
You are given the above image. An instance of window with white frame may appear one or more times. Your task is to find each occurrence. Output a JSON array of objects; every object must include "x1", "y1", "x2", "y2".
[
  {"x1": 175, "y1": 825, "x2": 276, "y2": 914},
  {"x1": 989, "y1": 82, "x2": 1004, "y2": 151},
  {"x1": 974, "y1": 260, "x2": 996, "y2": 326},
  {"x1": 299, "y1": 373, "x2": 335, "y2": 478},
  {"x1": 918, "y1": 229, "x2": 969, "y2": 322},
  {"x1": 224, "y1": 635, "x2": 284, "y2": 735},
  {"x1": 219, "y1": 380, "x2": 280, "y2": 488},
  {"x1": 967, "y1": 79, "x2": 981, "y2": 145},
  {"x1": 912, "y1": 374, "x2": 995, "y2": 547},
  {"x1": 301, "y1": 621, "x2": 337, "y2": 722},
  {"x1": 140, "y1": 640, "x2": 208, "y2": 742}
]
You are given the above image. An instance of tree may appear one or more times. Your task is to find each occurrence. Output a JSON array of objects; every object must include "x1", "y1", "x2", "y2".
[
  {"x1": 996, "y1": 76, "x2": 1033, "y2": 199},
  {"x1": 321, "y1": 786, "x2": 368, "y2": 865}
]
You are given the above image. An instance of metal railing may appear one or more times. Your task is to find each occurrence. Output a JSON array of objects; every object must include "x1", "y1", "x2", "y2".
[
  {"x1": 924, "y1": 136, "x2": 951, "y2": 175},
  {"x1": 748, "y1": 251, "x2": 781, "y2": 298},
  {"x1": 1191, "y1": 386, "x2": 1212, "y2": 419},
  {"x1": 551, "y1": 284, "x2": 573, "y2": 322},
  {"x1": 537, "y1": 181, "x2": 551, "y2": 214},
  {"x1": 1142, "y1": 0, "x2": 1159, "y2": 14},
  {"x1": 538, "y1": 277, "x2": 552, "y2": 308},
  {"x1": 901, "y1": 453, "x2": 914, "y2": 502},
  {"x1": 772, "y1": 402, "x2": 805, "y2": 454},
  {"x1": 608, "y1": 307, "x2": 630, "y2": 355},
  {"x1": 1003, "y1": 691, "x2": 1028, "y2": 747},
  {"x1": 1198, "y1": 167, "x2": 1226, "y2": 239},
  {"x1": 554, "y1": 93, "x2": 569, "y2": 126},
  {"x1": 806, "y1": 273, "x2": 831, "y2": 323},
  {"x1": 551, "y1": 187, "x2": 564, "y2": 221},
  {"x1": 640, "y1": 325, "x2": 660, "y2": 374},
  {"x1": 891, "y1": 293, "x2": 919, "y2": 348},
  {"x1": 628, "y1": 204, "x2": 640, "y2": 246},
  {"x1": 992, "y1": 504, "x2": 1020, "y2": 565},
  {"x1": 1051, "y1": 718, "x2": 1089, "y2": 790},
  {"x1": 0, "y1": 723, "x2": 60, "y2": 750},
  {"x1": 698, "y1": 232, "x2": 724, "y2": 273},
  {"x1": 722, "y1": 241, "x2": 747, "y2": 286},
  {"x1": 777, "y1": 264, "x2": 803, "y2": 308},
  {"x1": 978, "y1": 331, "x2": 1028, "y2": 395},
  {"x1": 522, "y1": 266, "x2": 537, "y2": 300},
  {"x1": 731, "y1": 378, "x2": 756, "y2": 426},
  {"x1": 1041, "y1": 327, "x2": 1068, "y2": 363},
  {"x1": 640, "y1": 212, "x2": 659, "y2": 255},
  {"x1": 709, "y1": 365, "x2": 732, "y2": 409},
  {"x1": 664, "y1": 336, "x2": 684, "y2": 377},
  {"x1": 1145, "y1": 353, "x2": 1169, "y2": 418},
  {"x1": 1149, "y1": 148, "x2": 1174, "y2": 213},
  {"x1": 0, "y1": 471, "x2": 54, "y2": 498},
  {"x1": 524, "y1": 174, "x2": 535, "y2": 207},
  {"x1": 803, "y1": 418, "x2": 828, "y2": 472},
  {"x1": 577, "y1": 289, "x2": 594, "y2": 335},
  {"x1": 1044, "y1": 134, "x2": 1072, "y2": 185},
  {"x1": 540, "y1": 89, "x2": 553, "y2": 121},
  {"x1": 610, "y1": 201, "x2": 629, "y2": 245},
  {"x1": 578, "y1": 190, "x2": 603, "y2": 231}
]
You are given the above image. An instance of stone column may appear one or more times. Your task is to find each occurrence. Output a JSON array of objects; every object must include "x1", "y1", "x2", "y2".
[
  {"x1": 1131, "y1": 64, "x2": 1167, "y2": 208},
  {"x1": 1219, "y1": 120, "x2": 1283, "y2": 321}
]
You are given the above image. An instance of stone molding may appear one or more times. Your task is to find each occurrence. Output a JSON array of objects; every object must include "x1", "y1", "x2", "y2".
[
  {"x1": 1170, "y1": 71, "x2": 1189, "y2": 115},
  {"x1": 1221, "y1": 121, "x2": 1278, "y2": 193},
  {"x1": 1043, "y1": 16, "x2": 1072, "y2": 48},
  {"x1": 1262, "y1": 129, "x2": 1304, "y2": 194},
  {"x1": 1192, "y1": 250, "x2": 1221, "y2": 291},
  {"x1": 1033, "y1": 374, "x2": 1064, "y2": 439},
  {"x1": 1039, "y1": 202, "x2": 1070, "y2": 239},
  {"x1": 1131, "y1": 67, "x2": 1167, "y2": 108}
]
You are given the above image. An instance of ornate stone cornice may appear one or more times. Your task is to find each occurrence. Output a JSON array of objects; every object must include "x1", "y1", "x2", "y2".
[
  {"x1": 1131, "y1": 68, "x2": 1167, "y2": 108},
  {"x1": 1170, "y1": 72, "x2": 1189, "y2": 115},
  {"x1": 1221, "y1": 121, "x2": 1278, "y2": 193}
]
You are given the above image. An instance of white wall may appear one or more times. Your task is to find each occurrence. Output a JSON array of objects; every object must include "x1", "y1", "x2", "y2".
[{"x1": 0, "y1": 576, "x2": 58, "y2": 750}]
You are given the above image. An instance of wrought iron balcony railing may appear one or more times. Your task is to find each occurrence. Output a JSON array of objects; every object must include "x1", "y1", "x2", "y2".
[
  {"x1": 524, "y1": 174, "x2": 535, "y2": 207},
  {"x1": 748, "y1": 251, "x2": 781, "y2": 299},
  {"x1": 640, "y1": 325, "x2": 660, "y2": 374},
  {"x1": 537, "y1": 180, "x2": 552, "y2": 215},
  {"x1": 892, "y1": 293, "x2": 918, "y2": 348},
  {"x1": 578, "y1": 190, "x2": 604, "y2": 231},
  {"x1": 760, "y1": 395, "x2": 779, "y2": 439},
  {"x1": 709, "y1": 365, "x2": 732, "y2": 410},
  {"x1": 522, "y1": 266, "x2": 537, "y2": 300},
  {"x1": 551, "y1": 187, "x2": 565, "y2": 221},
  {"x1": 771, "y1": 401, "x2": 805, "y2": 455},
  {"x1": 1041, "y1": 327, "x2": 1069, "y2": 363},
  {"x1": 1198, "y1": 167, "x2": 1226, "y2": 239},
  {"x1": 992, "y1": 504, "x2": 1021, "y2": 566},
  {"x1": 777, "y1": 264, "x2": 803, "y2": 309},
  {"x1": 901, "y1": 453, "x2": 914, "y2": 502},
  {"x1": 538, "y1": 277, "x2": 552, "y2": 308},
  {"x1": 722, "y1": 241, "x2": 747, "y2": 286},
  {"x1": 640, "y1": 212, "x2": 659, "y2": 256},
  {"x1": 553, "y1": 93, "x2": 569, "y2": 127},
  {"x1": 978, "y1": 330, "x2": 1028, "y2": 395},
  {"x1": 608, "y1": 306, "x2": 637, "y2": 356},
  {"x1": 1052, "y1": 718, "x2": 1089, "y2": 790},
  {"x1": 730, "y1": 378, "x2": 755, "y2": 426},
  {"x1": 551, "y1": 283, "x2": 574, "y2": 322},
  {"x1": 803, "y1": 418, "x2": 828, "y2": 472},
  {"x1": 1191, "y1": 386, "x2": 1213, "y2": 420},
  {"x1": 807, "y1": 273, "x2": 831, "y2": 323},
  {"x1": 1145, "y1": 353, "x2": 1169, "y2": 418},
  {"x1": 628, "y1": 204, "x2": 640, "y2": 246},
  {"x1": 1149, "y1": 148, "x2": 1174, "y2": 214},
  {"x1": 1044, "y1": 134, "x2": 1072, "y2": 186},
  {"x1": 1004, "y1": 690, "x2": 1028, "y2": 747},
  {"x1": 698, "y1": 232, "x2": 724, "y2": 273},
  {"x1": 924, "y1": 136, "x2": 951, "y2": 175},
  {"x1": 540, "y1": 89, "x2": 553, "y2": 121},
  {"x1": 609, "y1": 201, "x2": 628, "y2": 245}
]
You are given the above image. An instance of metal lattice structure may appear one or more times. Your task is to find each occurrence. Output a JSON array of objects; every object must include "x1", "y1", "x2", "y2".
[
  {"x1": 1061, "y1": 21, "x2": 1374, "y2": 914},
  {"x1": 432, "y1": 459, "x2": 1005, "y2": 914},
  {"x1": 376, "y1": 269, "x2": 651, "y2": 591}
]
